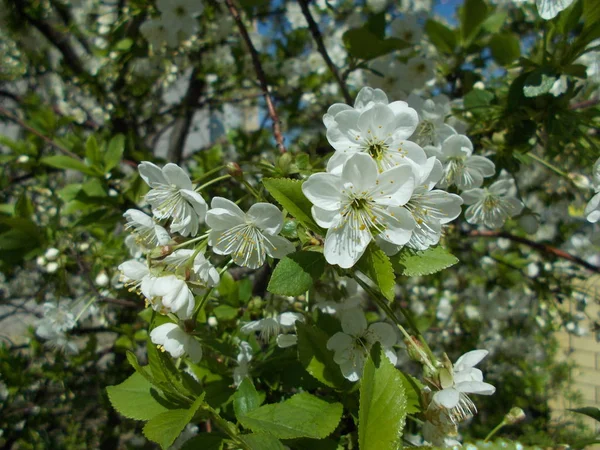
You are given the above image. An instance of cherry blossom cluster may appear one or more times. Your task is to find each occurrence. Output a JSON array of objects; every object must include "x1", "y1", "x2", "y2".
[
  {"x1": 118, "y1": 161, "x2": 295, "y2": 362},
  {"x1": 304, "y1": 86, "x2": 525, "y2": 269}
]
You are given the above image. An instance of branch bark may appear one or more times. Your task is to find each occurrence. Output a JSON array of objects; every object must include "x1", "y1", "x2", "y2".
[
  {"x1": 298, "y1": 0, "x2": 353, "y2": 105},
  {"x1": 224, "y1": 0, "x2": 287, "y2": 153},
  {"x1": 467, "y1": 230, "x2": 600, "y2": 274},
  {"x1": 167, "y1": 66, "x2": 206, "y2": 164}
]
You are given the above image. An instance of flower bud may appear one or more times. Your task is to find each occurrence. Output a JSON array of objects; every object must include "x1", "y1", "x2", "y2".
[
  {"x1": 505, "y1": 407, "x2": 526, "y2": 424},
  {"x1": 45, "y1": 247, "x2": 60, "y2": 261},
  {"x1": 226, "y1": 162, "x2": 243, "y2": 180},
  {"x1": 404, "y1": 336, "x2": 432, "y2": 368},
  {"x1": 150, "y1": 245, "x2": 173, "y2": 259},
  {"x1": 95, "y1": 271, "x2": 110, "y2": 287}
]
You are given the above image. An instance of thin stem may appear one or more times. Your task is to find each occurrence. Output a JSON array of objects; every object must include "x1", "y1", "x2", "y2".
[
  {"x1": 527, "y1": 151, "x2": 569, "y2": 178},
  {"x1": 196, "y1": 174, "x2": 231, "y2": 192},
  {"x1": 297, "y1": 0, "x2": 353, "y2": 104},
  {"x1": 467, "y1": 230, "x2": 600, "y2": 274},
  {"x1": 484, "y1": 419, "x2": 507, "y2": 442},
  {"x1": 193, "y1": 165, "x2": 226, "y2": 183},
  {"x1": 0, "y1": 106, "x2": 81, "y2": 160},
  {"x1": 172, "y1": 234, "x2": 210, "y2": 250},
  {"x1": 353, "y1": 275, "x2": 437, "y2": 371},
  {"x1": 224, "y1": 0, "x2": 287, "y2": 153}
]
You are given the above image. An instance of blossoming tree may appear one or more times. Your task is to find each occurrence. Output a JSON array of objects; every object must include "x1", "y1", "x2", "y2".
[{"x1": 0, "y1": 0, "x2": 599, "y2": 448}]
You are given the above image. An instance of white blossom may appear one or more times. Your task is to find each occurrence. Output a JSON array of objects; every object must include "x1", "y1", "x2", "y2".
[
  {"x1": 140, "y1": 18, "x2": 174, "y2": 48},
  {"x1": 431, "y1": 350, "x2": 496, "y2": 423},
  {"x1": 382, "y1": 158, "x2": 463, "y2": 253},
  {"x1": 163, "y1": 249, "x2": 220, "y2": 287},
  {"x1": 206, "y1": 197, "x2": 295, "y2": 269},
  {"x1": 430, "y1": 135, "x2": 495, "y2": 190},
  {"x1": 233, "y1": 341, "x2": 253, "y2": 386},
  {"x1": 585, "y1": 157, "x2": 600, "y2": 223},
  {"x1": 124, "y1": 209, "x2": 171, "y2": 248},
  {"x1": 325, "y1": 99, "x2": 426, "y2": 174},
  {"x1": 138, "y1": 162, "x2": 207, "y2": 237},
  {"x1": 390, "y1": 14, "x2": 423, "y2": 46},
  {"x1": 36, "y1": 302, "x2": 78, "y2": 354},
  {"x1": 303, "y1": 153, "x2": 416, "y2": 268},
  {"x1": 407, "y1": 93, "x2": 457, "y2": 148},
  {"x1": 327, "y1": 309, "x2": 397, "y2": 382},
  {"x1": 150, "y1": 322, "x2": 203, "y2": 363},
  {"x1": 462, "y1": 179, "x2": 524, "y2": 228},
  {"x1": 536, "y1": 0, "x2": 574, "y2": 20}
]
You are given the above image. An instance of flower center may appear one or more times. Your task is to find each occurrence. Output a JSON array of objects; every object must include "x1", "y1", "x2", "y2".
[
  {"x1": 366, "y1": 140, "x2": 387, "y2": 160},
  {"x1": 413, "y1": 120, "x2": 436, "y2": 146},
  {"x1": 174, "y1": 6, "x2": 186, "y2": 17}
]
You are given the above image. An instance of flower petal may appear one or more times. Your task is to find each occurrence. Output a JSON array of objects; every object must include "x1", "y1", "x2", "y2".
[
  {"x1": 247, "y1": 203, "x2": 284, "y2": 234},
  {"x1": 454, "y1": 349, "x2": 489, "y2": 371},
  {"x1": 341, "y1": 153, "x2": 378, "y2": 194},
  {"x1": 162, "y1": 163, "x2": 193, "y2": 190},
  {"x1": 302, "y1": 173, "x2": 343, "y2": 211}
]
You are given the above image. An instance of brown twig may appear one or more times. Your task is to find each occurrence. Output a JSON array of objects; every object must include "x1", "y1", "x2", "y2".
[
  {"x1": 0, "y1": 105, "x2": 81, "y2": 160},
  {"x1": 224, "y1": 0, "x2": 287, "y2": 153},
  {"x1": 468, "y1": 230, "x2": 600, "y2": 274},
  {"x1": 570, "y1": 98, "x2": 599, "y2": 110},
  {"x1": 298, "y1": 0, "x2": 353, "y2": 105}
]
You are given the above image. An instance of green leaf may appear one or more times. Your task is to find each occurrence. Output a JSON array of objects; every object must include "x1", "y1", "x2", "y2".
[
  {"x1": 105, "y1": 134, "x2": 125, "y2": 172},
  {"x1": 85, "y1": 135, "x2": 101, "y2": 166},
  {"x1": 568, "y1": 406, "x2": 600, "y2": 422},
  {"x1": 424, "y1": 20, "x2": 456, "y2": 54},
  {"x1": 481, "y1": 11, "x2": 508, "y2": 33},
  {"x1": 106, "y1": 372, "x2": 174, "y2": 421},
  {"x1": 213, "y1": 304, "x2": 238, "y2": 321},
  {"x1": 393, "y1": 246, "x2": 459, "y2": 277},
  {"x1": 523, "y1": 69, "x2": 557, "y2": 97},
  {"x1": 358, "y1": 348, "x2": 407, "y2": 450},
  {"x1": 583, "y1": 0, "x2": 600, "y2": 31},
  {"x1": 556, "y1": 0, "x2": 583, "y2": 35},
  {"x1": 180, "y1": 433, "x2": 224, "y2": 450},
  {"x1": 460, "y1": 0, "x2": 489, "y2": 46},
  {"x1": 489, "y1": 33, "x2": 521, "y2": 66},
  {"x1": 263, "y1": 178, "x2": 322, "y2": 234},
  {"x1": 14, "y1": 192, "x2": 34, "y2": 219},
  {"x1": 342, "y1": 27, "x2": 411, "y2": 61},
  {"x1": 143, "y1": 394, "x2": 205, "y2": 449},
  {"x1": 238, "y1": 433, "x2": 286, "y2": 450},
  {"x1": 115, "y1": 38, "x2": 133, "y2": 51},
  {"x1": 397, "y1": 371, "x2": 423, "y2": 415},
  {"x1": 234, "y1": 378, "x2": 262, "y2": 419},
  {"x1": 296, "y1": 322, "x2": 350, "y2": 389},
  {"x1": 356, "y1": 245, "x2": 395, "y2": 301},
  {"x1": 238, "y1": 392, "x2": 343, "y2": 439},
  {"x1": 463, "y1": 89, "x2": 495, "y2": 113},
  {"x1": 40, "y1": 155, "x2": 94, "y2": 175},
  {"x1": 267, "y1": 251, "x2": 326, "y2": 296}
]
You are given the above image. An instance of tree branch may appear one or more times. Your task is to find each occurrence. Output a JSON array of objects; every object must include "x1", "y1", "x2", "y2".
[
  {"x1": 224, "y1": 0, "x2": 287, "y2": 153},
  {"x1": 0, "y1": 105, "x2": 82, "y2": 159},
  {"x1": 467, "y1": 230, "x2": 600, "y2": 274},
  {"x1": 298, "y1": 0, "x2": 353, "y2": 105},
  {"x1": 167, "y1": 66, "x2": 206, "y2": 164}
]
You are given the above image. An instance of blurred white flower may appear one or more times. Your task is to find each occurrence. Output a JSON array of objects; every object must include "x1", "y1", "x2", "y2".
[
  {"x1": 462, "y1": 179, "x2": 524, "y2": 228},
  {"x1": 430, "y1": 135, "x2": 495, "y2": 190},
  {"x1": 536, "y1": 0, "x2": 574, "y2": 20},
  {"x1": 327, "y1": 309, "x2": 397, "y2": 382},
  {"x1": 241, "y1": 312, "x2": 304, "y2": 345}
]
